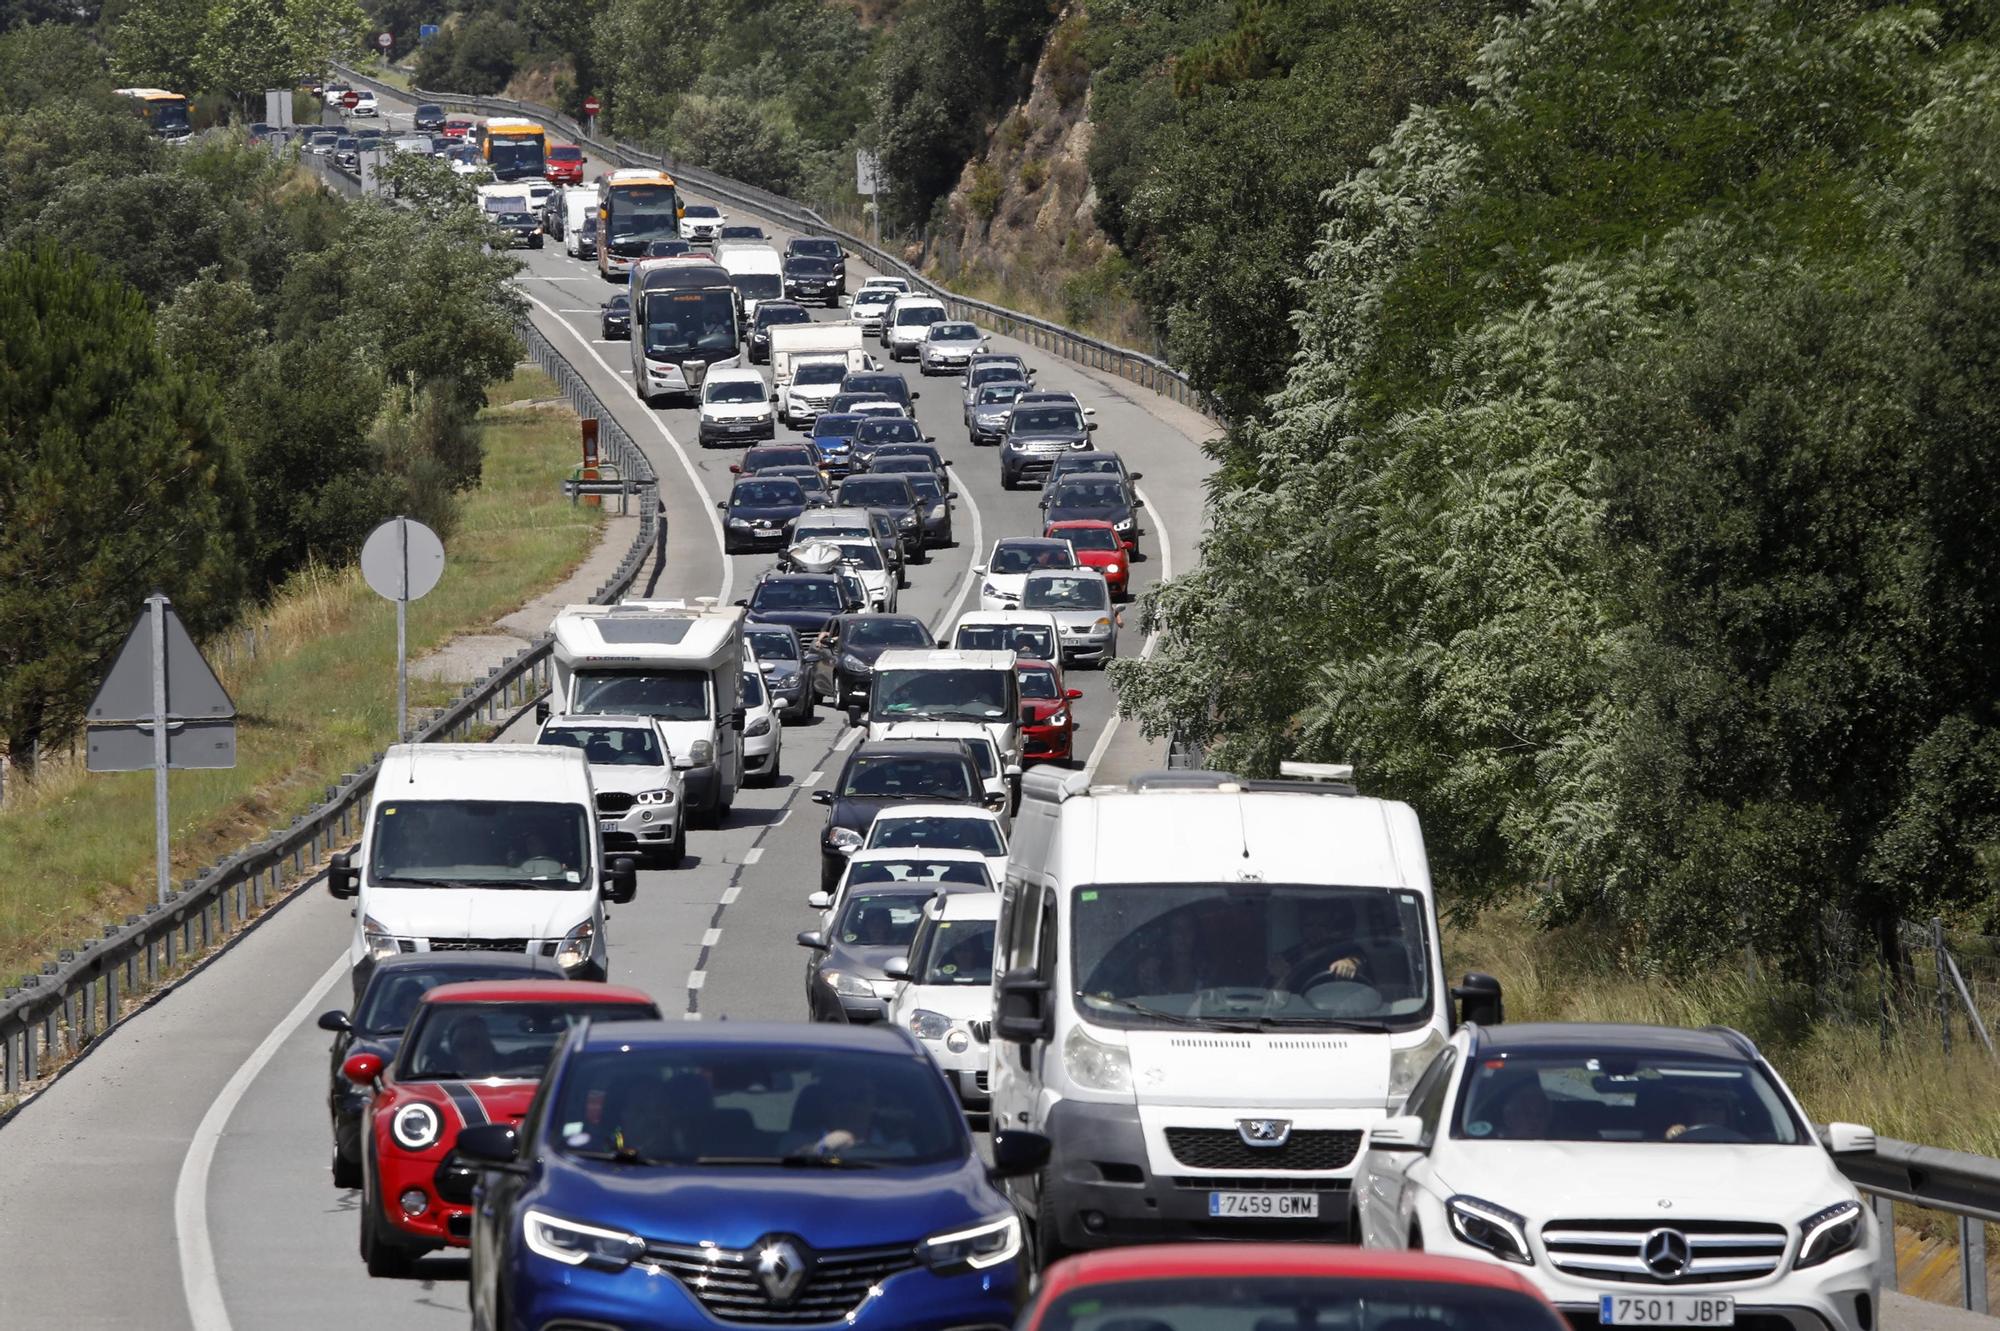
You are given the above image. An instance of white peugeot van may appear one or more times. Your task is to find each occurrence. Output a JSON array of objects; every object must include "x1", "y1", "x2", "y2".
[
  {"x1": 987, "y1": 764, "x2": 1502, "y2": 1261},
  {"x1": 863, "y1": 648, "x2": 1021, "y2": 777},
  {"x1": 327, "y1": 744, "x2": 637, "y2": 1000}
]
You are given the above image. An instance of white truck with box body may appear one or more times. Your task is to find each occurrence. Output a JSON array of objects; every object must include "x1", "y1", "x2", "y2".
[
  {"x1": 543, "y1": 600, "x2": 747, "y2": 825},
  {"x1": 986, "y1": 764, "x2": 1502, "y2": 1260},
  {"x1": 769, "y1": 321, "x2": 871, "y2": 408},
  {"x1": 325, "y1": 744, "x2": 636, "y2": 1000}
]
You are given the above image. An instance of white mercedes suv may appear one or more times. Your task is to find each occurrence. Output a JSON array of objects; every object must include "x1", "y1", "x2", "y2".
[{"x1": 1355, "y1": 1022, "x2": 1880, "y2": 1331}]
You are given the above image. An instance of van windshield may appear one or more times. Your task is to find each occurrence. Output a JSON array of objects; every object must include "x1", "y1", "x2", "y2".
[
  {"x1": 873, "y1": 668, "x2": 1015, "y2": 722},
  {"x1": 1070, "y1": 884, "x2": 1435, "y2": 1031},
  {"x1": 573, "y1": 669, "x2": 710, "y2": 722},
  {"x1": 370, "y1": 800, "x2": 590, "y2": 888}
]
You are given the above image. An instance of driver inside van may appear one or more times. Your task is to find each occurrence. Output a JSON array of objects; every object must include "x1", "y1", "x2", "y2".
[{"x1": 1268, "y1": 901, "x2": 1368, "y2": 987}]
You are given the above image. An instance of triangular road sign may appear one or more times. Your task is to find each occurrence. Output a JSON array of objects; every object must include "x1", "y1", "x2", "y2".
[{"x1": 86, "y1": 595, "x2": 236, "y2": 724}]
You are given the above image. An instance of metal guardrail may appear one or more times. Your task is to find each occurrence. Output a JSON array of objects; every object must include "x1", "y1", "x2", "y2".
[
  {"x1": 328, "y1": 64, "x2": 1227, "y2": 424},
  {"x1": 0, "y1": 306, "x2": 660, "y2": 1099},
  {"x1": 1834, "y1": 1134, "x2": 2000, "y2": 1313}
]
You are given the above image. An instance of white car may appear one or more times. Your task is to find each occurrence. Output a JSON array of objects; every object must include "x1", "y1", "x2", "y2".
[
  {"x1": 861, "y1": 803, "x2": 1009, "y2": 888},
  {"x1": 1356, "y1": 1022, "x2": 1880, "y2": 1331},
  {"x1": 679, "y1": 203, "x2": 725, "y2": 241},
  {"x1": 1021, "y1": 568, "x2": 1118, "y2": 668},
  {"x1": 884, "y1": 296, "x2": 949, "y2": 360},
  {"x1": 520, "y1": 179, "x2": 557, "y2": 214},
  {"x1": 850, "y1": 287, "x2": 899, "y2": 335},
  {"x1": 534, "y1": 712, "x2": 686, "y2": 867},
  {"x1": 349, "y1": 90, "x2": 378, "y2": 117},
  {"x1": 739, "y1": 668, "x2": 783, "y2": 786},
  {"x1": 828, "y1": 537, "x2": 897, "y2": 612},
  {"x1": 887, "y1": 893, "x2": 1001, "y2": 1110},
  {"x1": 976, "y1": 535, "x2": 1077, "y2": 611},
  {"x1": 850, "y1": 399, "x2": 909, "y2": 423},
  {"x1": 696, "y1": 365, "x2": 775, "y2": 447},
  {"x1": 919, "y1": 321, "x2": 985, "y2": 376},
  {"x1": 950, "y1": 609, "x2": 1062, "y2": 664},
  {"x1": 782, "y1": 358, "x2": 850, "y2": 428}
]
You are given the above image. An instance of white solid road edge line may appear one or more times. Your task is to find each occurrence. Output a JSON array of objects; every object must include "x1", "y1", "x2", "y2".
[
  {"x1": 1080, "y1": 483, "x2": 1172, "y2": 780},
  {"x1": 931, "y1": 465, "x2": 986, "y2": 639},
  {"x1": 177, "y1": 950, "x2": 348, "y2": 1331}
]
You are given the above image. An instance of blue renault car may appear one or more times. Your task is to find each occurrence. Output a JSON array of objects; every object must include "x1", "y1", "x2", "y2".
[{"x1": 462, "y1": 1020, "x2": 1049, "y2": 1331}]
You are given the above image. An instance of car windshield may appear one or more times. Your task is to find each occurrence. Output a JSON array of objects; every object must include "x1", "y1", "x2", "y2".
[
  {"x1": 794, "y1": 239, "x2": 840, "y2": 258},
  {"x1": 1025, "y1": 575, "x2": 1108, "y2": 610},
  {"x1": 907, "y1": 475, "x2": 945, "y2": 501},
  {"x1": 538, "y1": 725, "x2": 663, "y2": 766},
  {"x1": 735, "y1": 273, "x2": 784, "y2": 300},
  {"x1": 915, "y1": 917, "x2": 997, "y2": 985},
  {"x1": 978, "y1": 384, "x2": 1026, "y2": 405},
  {"x1": 734, "y1": 480, "x2": 805, "y2": 506},
  {"x1": 1012, "y1": 407, "x2": 1084, "y2": 434},
  {"x1": 990, "y1": 542, "x2": 1073, "y2": 575},
  {"x1": 685, "y1": 205, "x2": 720, "y2": 219},
  {"x1": 795, "y1": 361, "x2": 847, "y2": 385},
  {"x1": 845, "y1": 376, "x2": 906, "y2": 400},
  {"x1": 605, "y1": 295, "x2": 630, "y2": 313},
  {"x1": 958, "y1": 625, "x2": 1058, "y2": 658},
  {"x1": 370, "y1": 800, "x2": 590, "y2": 888},
  {"x1": 355, "y1": 964, "x2": 539, "y2": 1034},
  {"x1": 895, "y1": 305, "x2": 944, "y2": 326},
  {"x1": 929, "y1": 323, "x2": 979, "y2": 342},
  {"x1": 746, "y1": 629, "x2": 799, "y2": 662},
  {"x1": 868, "y1": 815, "x2": 1005, "y2": 857},
  {"x1": 1035, "y1": 1277, "x2": 1565, "y2": 1331},
  {"x1": 551, "y1": 146, "x2": 582, "y2": 161},
  {"x1": 706, "y1": 380, "x2": 766, "y2": 404},
  {"x1": 831, "y1": 541, "x2": 884, "y2": 571},
  {"x1": 789, "y1": 256, "x2": 833, "y2": 275},
  {"x1": 1057, "y1": 525, "x2": 1121, "y2": 552},
  {"x1": 643, "y1": 290, "x2": 737, "y2": 356},
  {"x1": 549, "y1": 1045, "x2": 967, "y2": 1166},
  {"x1": 859, "y1": 419, "x2": 924, "y2": 444},
  {"x1": 746, "y1": 448, "x2": 813, "y2": 469},
  {"x1": 1072, "y1": 884, "x2": 1436, "y2": 1030},
  {"x1": 753, "y1": 580, "x2": 843, "y2": 611},
  {"x1": 847, "y1": 858, "x2": 994, "y2": 889},
  {"x1": 1453, "y1": 1053, "x2": 1805, "y2": 1144},
  {"x1": 1018, "y1": 666, "x2": 1061, "y2": 699},
  {"x1": 813, "y1": 419, "x2": 863, "y2": 443},
  {"x1": 841, "y1": 479, "x2": 911, "y2": 506},
  {"x1": 844, "y1": 618, "x2": 931, "y2": 649},
  {"x1": 838, "y1": 754, "x2": 976, "y2": 800},
  {"x1": 834, "y1": 890, "x2": 930, "y2": 950},
  {"x1": 1053, "y1": 479, "x2": 1126, "y2": 506},
  {"x1": 398, "y1": 1001, "x2": 651, "y2": 1081},
  {"x1": 573, "y1": 669, "x2": 711, "y2": 722},
  {"x1": 873, "y1": 668, "x2": 1014, "y2": 722},
  {"x1": 760, "y1": 307, "x2": 810, "y2": 328}
]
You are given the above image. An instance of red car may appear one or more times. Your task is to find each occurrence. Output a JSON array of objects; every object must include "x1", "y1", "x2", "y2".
[
  {"x1": 1018, "y1": 1245, "x2": 1569, "y2": 1331},
  {"x1": 1045, "y1": 519, "x2": 1129, "y2": 598},
  {"x1": 545, "y1": 142, "x2": 585, "y2": 185},
  {"x1": 1017, "y1": 658, "x2": 1081, "y2": 763},
  {"x1": 440, "y1": 119, "x2": 474, "y2": 141},
  {"x1": 343, "y1": 979, "x2": 660, "y2": 1276}
]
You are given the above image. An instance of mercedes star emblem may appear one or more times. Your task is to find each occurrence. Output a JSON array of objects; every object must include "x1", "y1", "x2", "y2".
[{"x1": 1641, "y1": 1227, "x2": 1693, "y2": 1280}]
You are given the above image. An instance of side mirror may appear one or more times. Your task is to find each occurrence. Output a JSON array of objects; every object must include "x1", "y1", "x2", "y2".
[
  {"x1": 945, "y1": 491, "x2": 959, "y2": 501},
  {"x1": 1452, "y1": 972, "x2": 1504, "y2": 1026},
  {"x1": 994, "y1": 967, "x2": 1051, "y2": 1044},
  {"x1": 910, "y1": 391, "x2": 921, "y2": 401},
  {"x1": 1129, "y1": 471, "x2": 1144, "y2": 481},
  {"x1": 883, "y1": 956, "x2": 910, "y2": 981},
  {"x1": 1824, "y1": 1122, "x2": 1877, "y2": 1156},
  {"x1": 807, "y1": 891, "x2": 833, "y2": 909},
  {"x1": 342, "y1": 1051, "x2": 384, "y2": 1085},
  {"x1": 716, "y1": 499, "x2": 729, "y2": 510},
  {"x1": 989, "y1": 1130, "x2": 1052, "y2": 1179},
  {"x1": 973, "y1": 564, "x2": 986, "y2": 575},
  {"x1": 1066, "y1": 688, "x2": 1083, "y2": 700},
  {"x1": 1085, "y1": 421, "x2": 1099, "y2": 431},
  {"x1": 327, "y1": 851, "x2": 359, "y2": 899},
  {"x1": 604, "y1": 856, "x2": 638, "y2": 903},
  {"x1": 811, "y1": 789, "x2": 834, "y2": 805},
  {"x1": 455, "y1": 1122, "x2": 521, "y2": 1165},
  {"x1": 846, "y1": 705, "x2": 864, "y2": 727},
  {"x1": 1369, "y1": 1114, "x2": 1428, "y2": 1152},
  {"x1": 733, "y1": 598, "x2": 749, "y2": 607},
  {"x1": 983, "y1": 792, "x2": 1009, "y2": 812},
  {"x1": 317, "y1": 1010, "x2": 351, "y2": 1033},
  {"x1": 1132, "y1": 497, "x2": 1144, "y2": 508},
  {"x1": 925, "y1": 435, "x2": 938, "y2": 444},
  {"x1": 796, "y1": 930, "x2": 830, "y2": 952},
  {"x1": 730, "y1": 707, "x2": 747, "y2": 730},
  {"x1": 729, "y1": 464, "x2": 742, "y2": 474}
]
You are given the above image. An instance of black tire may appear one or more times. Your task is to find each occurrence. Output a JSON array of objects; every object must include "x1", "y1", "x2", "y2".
[
  {"x1": 332, "y1": 1137, "x2": 361, "y2": 1190},
  {"x1": 761, "y1": 747, "x2": 781, "y2": 786},
  {"x1": 662, "y1": 822, "x2": 686, "y2": 868},
  {"x1": 1032, "y1": 1181, "x2": 1072, "y2": 1270},
  {"x1": 360, "y1": 1174, "x2": 417, "y2": 1278}
]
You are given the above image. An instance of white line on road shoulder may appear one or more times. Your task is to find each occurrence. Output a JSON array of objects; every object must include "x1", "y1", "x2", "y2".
[
  {"x1": 801, "y1": 770, "x2": 822, "y2": 788},
  {"x1": 742, "y1": 847, "x2": 763, "y2": 866},
  {"x1": 687, "y1": 970, "x2": 707, "y2": 990},
  {"x1": 835, "y1": 726, "x2": 862, "y2": 752},
  {"x1": 177, "y1": 951, "x2": 348, "y2": 1331},
  {"x1": 720, "y1": 885, "x2": 741, "y2": 905},
  {"x1": 701, "y1": 928, "x2": 722, "y2": 948},
  {"x1": 1081, "y1": 483, "x2": 1172, "y2": 780},
  {"x1": 931, "y1": 468, "x2": 986, "y2": 638}
]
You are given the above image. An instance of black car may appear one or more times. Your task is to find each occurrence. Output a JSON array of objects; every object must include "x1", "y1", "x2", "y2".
[
  {"x1": 745, "y1": 622, "x2": 822, "y2": 723},
  {"x1": 574, "y1": 216, "x2": 599, "y2": 259},
  {"x1": 999, "y1": 402, "x2": 1096, "y2": 489},
  {"x1": 854, "y1": 416, "x2": 928, "y2": 468},
  {"x1": 719, "y1": 223, "x2": 767, "y2": 241},
  {"x1": 813, "y1": 741, "x2": 994, "y2": 891},
  {"x1": 904, "y1": 470, "x2": 956, "y2": 548},
  {"x1": 1041, "y1": 450, "x2": 1138, "y2": 497},
  {"x1": 783, "y1": 254, "x2": 843, "y2": 306},
  {"x1": 827, "y1": 391, "x2": 895, "y2": 416},
  {"x1": 841, "y1": 370, "x2": 918, "y2": 414},
  {"x1": 318, "y1": 952, "x2": 561, "y2": 1187},
  {"x1": 762, "y1": 464, "x2": 835, "y2": 508},
  {"x1": 600, "y1": 292, "x2": 631, "y2": 339},
  {"x1": 1041, "y1": 474, "x2": 1140, "y2": 551},
  {"x1": 747, "y1": 300, "x2": 810, "y2": 363},
  {"x1": 836, "y1": 473, "x2": 927, "y2": 561},
  {"x1": 870, "y1": 441, "x2": 949, "y2": 472},
  {"x1": 742, "y1": 572, "x2": 854, "y2": 638},
  {"x1": 810, "y1": 614, "x2": 933, "y2": 714},
  {"x1": 803, "y1": 883, "x2": 984, "y2": 1022},
  {"x1": 718, "y1": 476, "x2": 812, "y2": 553},
  {"x1": 490, "y1": 205, "x2": 544, "y2": 249},
  {"x1": 645, "y1": 238, "x2": 693, "y2": 258},
  {"x1": 786, "y1": 235, "x2": 848, "y2": 284},
  {"x1": 412, "y1": 102, "x2": 445, "y2": 131},
  {"x1": 735, "y1": 443, "x2": 818, "y2": 475}
]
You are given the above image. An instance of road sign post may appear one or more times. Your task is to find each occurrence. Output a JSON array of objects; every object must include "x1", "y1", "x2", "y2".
[
  {"x1": 360, "y1": 517, "x2": 446, "y2": 739},
  {"x1": 377, "y1": 31, "x2": 393, "y2": 51},
  {"x1": 583, "y1": 96, "x2": 600, "y2": 139},
  {"x1": 341, "y1": 89, "x2": 359, "y2": 111},
  {"x1": 86, "y1": 594, "x2": 238, "y2": 905}
]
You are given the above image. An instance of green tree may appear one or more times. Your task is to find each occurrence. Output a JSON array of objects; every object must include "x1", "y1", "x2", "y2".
[
  {"x1": 670, "y1": 95, "x2": 802, "y2": 194},
  {"x1": 0, "y1": 21, "x2": 107, "y2": 112},
  {"x1": 107, "y1": 0, "x2": 207, "y2": 91},
  {"x1": 0, "y1": 243, "x2": 248, "y2": 773}
]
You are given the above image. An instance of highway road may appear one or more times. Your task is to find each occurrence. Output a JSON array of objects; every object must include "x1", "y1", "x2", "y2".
[{"x1": 0, "y1": 111, "x2": 1221, "y2": 1328}]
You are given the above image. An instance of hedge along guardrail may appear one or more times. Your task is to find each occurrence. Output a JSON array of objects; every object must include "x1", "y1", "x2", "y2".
[
  {"x1": 0, "y1": 314, "x2": 660, "y2": 1100},
  {"x1": 329, "y1": 64, "x2": 1229, "y2": 425}
]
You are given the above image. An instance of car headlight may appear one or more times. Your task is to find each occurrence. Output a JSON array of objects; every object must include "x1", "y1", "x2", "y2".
[
  {"x1": 1388, "y1": 1028, "x2": 1448, "y2": 1100},
  {"x1": 828, "y1": 826, "x2": 863, "y2": 854},
  {"x1": 1093, "y1": 617, "x2": 1112, "y2": 631},
  {"x1": 945, "y1": 1028, "x2": 972, "y2": 1053},
  {"x1": 898, "y1": 516, "x2": 916, "y2": 529},
  {"x1": 687, "y1": 740, "x2": 714, "y2": 767},
  {"x1": 982, "y1": 582, "x2": 1001, "y2": 598},
  {"x1": 821, "y1": 969, "x2": 876, "y2": 999},
  {"x1": 362, "y1": 915, "x2": 401, "y2": 961},
  {"x1": 1447, "y1": 1195, "x2": 1532, "y2": 1265},
  {"x1": 1063, "y1": 1023, "x2": 1131, "y2": 1093},
  {"x1": 908, "y1": 1008, "x2": 952, "y2": 1040},
  {"x1": 1044, "y1": 708, "x2": 1068, "y2": 727},
  {"x1": 728, "y1": 517, "x2": 752, "y2": 527},
  {"x1": 840, "y1": 654, "x2": 870, "y2": 673},
  {"x1": 523, "y1": 1209, "x2": 645, "y2": 1272},
  {"x1": 555, "y1": 920, "x2": 595, "y2": 972},
  {"x1": 920, "y1": 1214, "x2": 1021, "y2": 1274},
  {"x1": 1796, "y1": 1200, "x2": 1865, "y2": 1268},
  {"x1": 746, "y1": 715, "x2": 771, "y2": 737},
  {"x1": 1105, "y1": 561, "x2": 1122, "y2": 574},
  {"x1": 389, "y1": 1100, "x2": 441, "y2": 1150},
  {"x1": 634, "y1": 788, "x2": 675, "y2": 806},
  {"x1": 1115, "y1": 517, "x2": 1135, "y2": 531}
]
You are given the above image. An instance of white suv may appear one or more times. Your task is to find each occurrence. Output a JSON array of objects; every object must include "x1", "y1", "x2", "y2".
[
  {"x1": 883, "y1": 296, "x2": 948, "y2": 361},
  {"x1": 1356, "y1": 1022, "x2": 1880, "y2": 1331}
]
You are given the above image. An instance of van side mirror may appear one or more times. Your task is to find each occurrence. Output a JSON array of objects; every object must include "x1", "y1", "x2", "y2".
[
  {"x1": 317, "y1": 1010, "x2": 351, "y2": 1033},
  {"x1": 604, "y1": 856, "x2": 638, "y2": 904},
  {"x1": 327, "y1": 851, "x2": 359, "y2": 899},
  {"x1": 1369, "y1": 1114, "x2": 1427, "y2": 1152},
  {"x1": 883, "y1": 957, "x2": 910, "y2": 981},
  {"x1": 989, "y1": 1130, "x2": 1052, "y2": 1179},
  {"x1": 1452, "y1": 972, "x2": 1504, "y2": 1026},
  {"x1": 994, "y1": 967, "x2": 1051, "y2": 1044}
]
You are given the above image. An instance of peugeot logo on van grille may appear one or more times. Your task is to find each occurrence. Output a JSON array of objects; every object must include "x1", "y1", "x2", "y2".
[
  {"x1": 1642, "y1": 1228, "x2": 1692, "y2": 1280},
  {"x1": 1237, "y1": 1118, "x2": 1293, "y2": 1148}
]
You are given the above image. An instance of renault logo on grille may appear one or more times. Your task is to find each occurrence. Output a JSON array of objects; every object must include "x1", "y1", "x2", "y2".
[
  {"x1": 1642, "y1": 1228, "x2": 1692, "y2": 1280},
  {"x1": 1237, "y1": 1118, "x2": 1293, "y2": 1148},
  {"x1": 754, "y1": 1236, "x2": 810, "y2": 1305}
]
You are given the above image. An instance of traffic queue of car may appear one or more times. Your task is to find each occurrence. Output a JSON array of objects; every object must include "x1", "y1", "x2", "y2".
[{"x1": 311, "y1": 120, "x2": 1888, "y2": 1331}]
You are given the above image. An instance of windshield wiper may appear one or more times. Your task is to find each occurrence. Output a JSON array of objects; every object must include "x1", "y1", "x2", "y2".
[
  {"x1": 689, "y1": 1154, "x2": 884, "y2": 1170},
  {"x1": 1253, "y1": 1015, "x2": 1391, "y2": 1032},
  {"x1": 1086, "y1": 997, "x2": 1237, "y2": 1029},
  {"x1": 375, "y1": 875, "x2": 475, "y2": 889},
  {"x1": 570, "y1": 1145, "x2": 667, "y2": 1166}
]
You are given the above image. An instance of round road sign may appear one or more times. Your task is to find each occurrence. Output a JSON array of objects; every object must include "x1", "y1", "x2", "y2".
[
  {"x1": 341, "y1": 89, "x2": 360, "y2": 109},
  {"x1": 583, "y1": 96, "x2": 601, "y2": 116},
  {"x1": 377, "y1": 31, "x2": 393, "y2": 49},
  {"x1": 360, "y1": 517, "x2": 446, "y2": 604}
]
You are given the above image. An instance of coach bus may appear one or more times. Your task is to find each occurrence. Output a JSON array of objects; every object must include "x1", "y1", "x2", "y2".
[
  {"x1": 476, "y1": 117, "x2": 547, "y2": 181},
  {"x1": 595, "y1": 168, "x2": 683, "y2": 280},
  {"x1": 114, "y1": 88, "x2": 192, "y2": 143}
]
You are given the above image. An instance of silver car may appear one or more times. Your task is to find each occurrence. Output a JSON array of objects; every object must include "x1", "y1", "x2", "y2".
[
  {"x1": 1020, "y1": 568, "x2": 1117, "y2": 667},
  {"x1": 962, "y1": 359, "x2": 1033, "y2": 425},
  {"x1": 919, "y1": 321, "x2": 985, "y2": 376}
]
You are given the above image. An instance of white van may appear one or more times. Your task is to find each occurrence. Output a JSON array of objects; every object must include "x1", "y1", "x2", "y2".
[
  {"x1": 562, "y1": 187, "x2": 597, "y2": 258},
  {"x1": 718, "y1": 245, "x2": 785, "y2": 322},
  {"x1": 987, "y1": 765, "x2": 1496, "y2": 1259},
  {"x1": 863, "y1": 648, "x2": 1020, "y2": 775},
  {"x1": 544, "y1": 600, "x2": 747, "y2": 826},
  {"x1": 326, "y1": 744, "x2": 635, "y2": 999}
]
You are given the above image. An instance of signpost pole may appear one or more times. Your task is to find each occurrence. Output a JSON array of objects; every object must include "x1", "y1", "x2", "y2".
[
  {"x1": 396, "y1": 518, "x2": 409, "y2": 739},
  {"x1": 148, "y1": 593, "x2": 171, "y2": 906}
]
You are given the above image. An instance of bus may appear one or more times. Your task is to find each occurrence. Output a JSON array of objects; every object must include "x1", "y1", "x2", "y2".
[
  {"x1": 476, "y1": 117, "x2": 547, "y2": 181},
  {"x1": 595, "y1": 168, "x2": 683, "y2": 281},
  {"x1": 114, "y1": 88, "x2": 192, "y2": 143},
  {"x1": 628, "y1": 258, "x2": 741, "y2": 405}
]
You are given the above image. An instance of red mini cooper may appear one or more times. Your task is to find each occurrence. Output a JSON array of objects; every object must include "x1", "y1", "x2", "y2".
[
  {"x1": 344, "y1": 979, "x2": 660, "y2": 1276},
  {"x1": 1043, "y1": 519, "x2": 1130, "y2": 596},
  {"x1": 1016, "y1": 657, "x2": 1082, "y2": 763}
]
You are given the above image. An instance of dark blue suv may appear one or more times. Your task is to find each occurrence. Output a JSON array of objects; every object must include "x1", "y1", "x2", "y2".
[{"x1": 463, "y1": 1021, "x2": 1050, "y2": 1331}]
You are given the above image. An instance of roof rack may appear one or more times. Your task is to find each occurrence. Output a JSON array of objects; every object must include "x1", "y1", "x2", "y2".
[{"x1": 1280, "y1": 761, "x2": 1355, "y2": 783}]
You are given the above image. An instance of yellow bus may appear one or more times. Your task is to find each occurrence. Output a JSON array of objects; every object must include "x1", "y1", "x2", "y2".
[
  {"x1": 595, "y1": 168, "x2": 683, "y2": 280},
  {"x1": 114, "y1": 88, "x2": 192, "y2": 143},
  {"x1": 475, "y1": 117, "x2": 547, "y2": 182}
]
